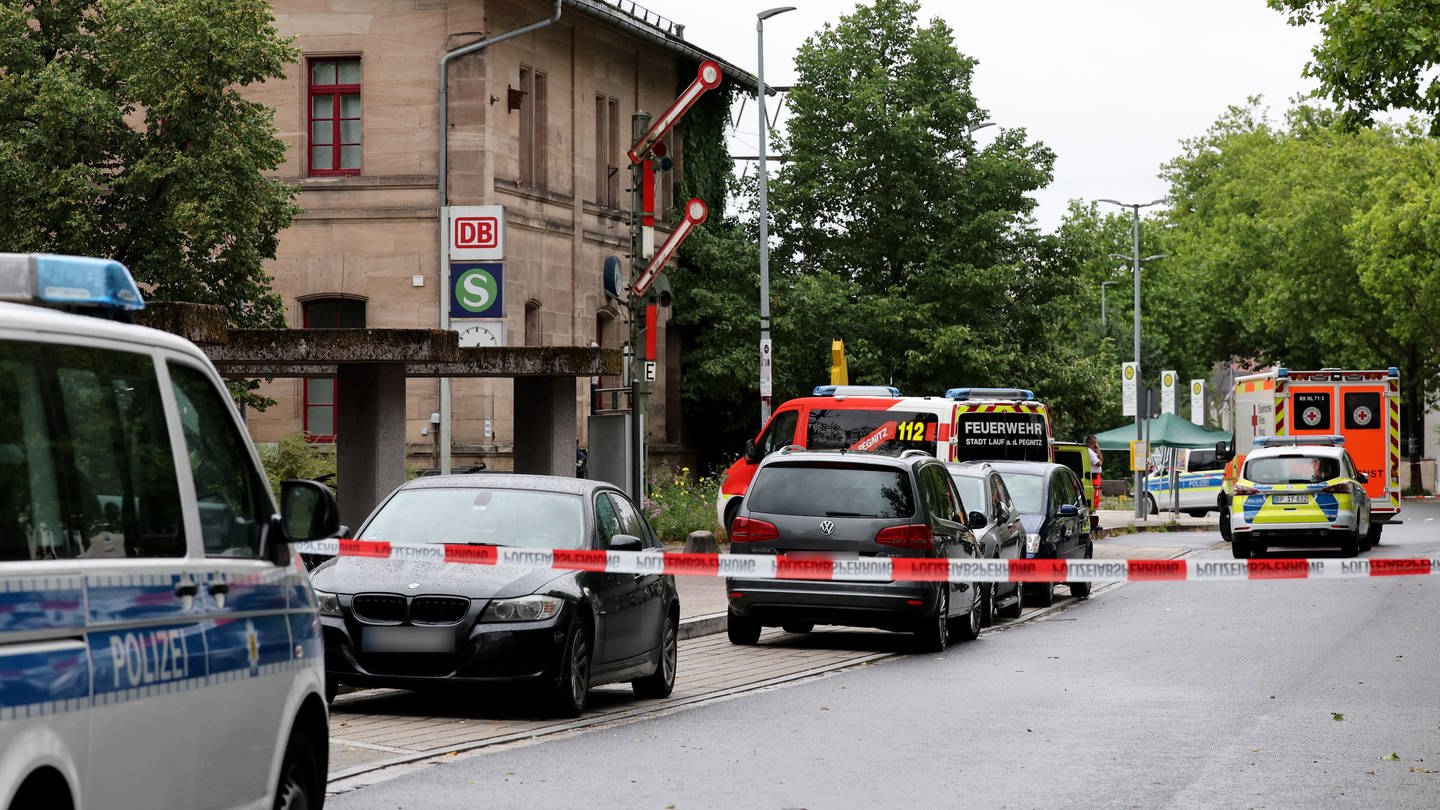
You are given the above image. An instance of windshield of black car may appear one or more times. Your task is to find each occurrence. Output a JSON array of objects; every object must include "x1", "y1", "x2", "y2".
[
  {"x1": 359, "y1": 488, "x2": 585, "y2": 549},
  {"x1": 746, "y1": 462, "x2": 915, "y2": 518},
  {"x1": 806, "y1": 409, "x2": 938, "y2": 454},
  {"x1": 997, "y1": 472, "x2": 1044, "y2": 514}
]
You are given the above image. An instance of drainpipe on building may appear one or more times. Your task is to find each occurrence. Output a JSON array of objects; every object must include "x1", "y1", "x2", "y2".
[{"x1": 436, "y1": 0, "x2": 562, "y2": 473}]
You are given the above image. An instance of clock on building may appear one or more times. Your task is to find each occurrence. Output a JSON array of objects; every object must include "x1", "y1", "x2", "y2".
[{"x1": 456, "y1": 320, "x2": 505, "y2": 347}]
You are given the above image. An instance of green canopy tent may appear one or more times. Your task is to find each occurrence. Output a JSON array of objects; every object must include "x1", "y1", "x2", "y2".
[{"x1": 1092, "y1": 413, "x2": 1231, "y2": 452}]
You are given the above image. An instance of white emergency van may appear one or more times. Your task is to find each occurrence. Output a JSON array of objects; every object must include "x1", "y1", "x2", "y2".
[{"x1": 0, "y1": 254, "x2": 341, "y2": 810}]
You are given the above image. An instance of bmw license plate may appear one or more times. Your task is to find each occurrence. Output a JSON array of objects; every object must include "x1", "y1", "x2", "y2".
[
  {"x1": 362, "y1": 626, "x2": 454, "y2": 653},
  {"x1": 1271, "y1": 494, "x2": 1309, "y2": 505}
]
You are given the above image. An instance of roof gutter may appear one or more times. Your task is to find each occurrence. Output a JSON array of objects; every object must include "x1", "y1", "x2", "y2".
[
  {"x1": 564, "y1": 0, "x2": 760, "y2": 92},
  {"x1": 437, "y1": 0, "x2": 562, "y2": 473}
]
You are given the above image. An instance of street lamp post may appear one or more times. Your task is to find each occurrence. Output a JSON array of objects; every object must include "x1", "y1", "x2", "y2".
[
  {"x1": 1100, "y1": 197, "x2": 1166, "y2": 518},
  {"x1": 756, "y1": 6, "x2": 795, "y2": 428}
]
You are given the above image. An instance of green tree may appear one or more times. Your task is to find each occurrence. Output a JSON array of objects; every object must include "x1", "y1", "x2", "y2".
[
  {"x1": 1270, "y1": 1, "x2": 1440, "y2": 134},
  {"x1": 673, "y1": 2, "x2": 1121, "y2": 463},
  {"x1": 0, "y1": 0, "x2": 298, "y2": 329},
  {"x1": 1158, "y1": 100, "x2": 1439, "y2": 442},
  {"x1": 765, "y1": 2, "x2": 1108, "y2": 432}
]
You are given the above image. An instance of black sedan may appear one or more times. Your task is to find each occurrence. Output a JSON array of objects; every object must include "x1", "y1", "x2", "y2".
[
  {"x1": 947, "y1": 462, "x2": 1027, "y2": 624},
  {"x1": 987, "y1": 461, "x2": 1093, "y2": 606},
  {"x1": 309, "y1": 474, "x2": 679, "y2": 717}
]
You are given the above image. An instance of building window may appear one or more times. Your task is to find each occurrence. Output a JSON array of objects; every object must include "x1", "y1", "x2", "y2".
[
  {"x1": 595, "y1": 94, "x2": 620, "y2": 208},
  {"x1": 519, "y1": 65, "x2": 548, "y2": 188},
  {"x1": 302, "y1": 298, "x2": 366, "y2": 441},
  {"x1": 524, "y1": 299, "x2": 542, "y2": 347},
  {"x1": 309, "y1": 58, "x2": 362, "y2": 176}
]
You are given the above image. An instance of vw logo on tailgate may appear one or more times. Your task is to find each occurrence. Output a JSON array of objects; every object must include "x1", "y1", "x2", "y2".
[{"x1": 819, "y1": 520, "x2": 835, "y2": 535}]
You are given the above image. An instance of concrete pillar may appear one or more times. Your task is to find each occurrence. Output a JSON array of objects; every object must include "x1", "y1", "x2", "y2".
[
  {"x1": 336, "y1": 363, "x2": 407, "y2": 529},
  {"x1": 514, "y1": 376, "x2": 576, "y2": 476}
]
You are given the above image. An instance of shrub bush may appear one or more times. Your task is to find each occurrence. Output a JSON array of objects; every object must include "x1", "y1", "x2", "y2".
[
  {"x1": 257, "y1": 432, "x2": 336, "y2": 496},
  {"x1": 644, "y1": 465, "x2": 724, "y2": 544}
]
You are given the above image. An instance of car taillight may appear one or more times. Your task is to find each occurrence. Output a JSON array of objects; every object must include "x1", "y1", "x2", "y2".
[
  {"x1": 729, "y1": 517, "x2": 779, "y2": 543},
  {"x1": 1233, "y1": 485, "x2": 1258, "y2": 496},
  {"x1": 1322, "y1": 482, "x2": 1351, "y2": 494},
  {"x1": 875, "y1": 523, "x2": 934, "y2": 549}
]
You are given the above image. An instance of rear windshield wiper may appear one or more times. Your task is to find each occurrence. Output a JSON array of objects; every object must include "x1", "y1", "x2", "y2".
[{"x1": 824, "y1": 510, "x2": 874, "y2": 517}]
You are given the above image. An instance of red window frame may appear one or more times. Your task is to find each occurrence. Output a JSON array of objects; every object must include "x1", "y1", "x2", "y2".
[
  {"x1": 302, "y1": 299, "x2": 366, "y2": 442},
  {"x1": 308, "y1": 58, "x2": 362, "y2": 176}
]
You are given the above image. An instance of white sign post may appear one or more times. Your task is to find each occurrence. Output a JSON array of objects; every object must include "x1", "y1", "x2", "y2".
[
  {"x1": 1190, "y1": 379, "x2": 1206, "y2": 426},
  {"x1": 1161, "y1": 370, "x2": 1177, "y2": 415},
  {"x1": 1122, "y1": 362, "x2": 1138, "y2": 416},
  {"x1": 759, "y1": 338, "x2": 773, "y2": 397}
]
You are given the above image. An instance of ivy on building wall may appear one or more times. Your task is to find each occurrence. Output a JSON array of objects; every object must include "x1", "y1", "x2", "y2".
[{"x1": 677, "y1": 69, "x2": 739, "y2": 221}]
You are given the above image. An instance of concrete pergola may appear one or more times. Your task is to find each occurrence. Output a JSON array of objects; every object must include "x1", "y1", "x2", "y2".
[{"x1": 139, "y1": 304, "x2": 622, "y2": 527}]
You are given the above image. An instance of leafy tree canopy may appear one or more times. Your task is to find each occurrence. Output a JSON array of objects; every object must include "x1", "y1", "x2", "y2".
[
  {"x1": 673, "y1": 0, "x2": 1119, "y2": 464},
  {"x1": 0, "y1": 0, "x2": 299, "y2": 328},
  {"x1": 1270, "y1": 0, "x2": 1440, "y2": 135},
  {"x1": 1156, "y1": 98, "x2": 1440, "y2": 440}
]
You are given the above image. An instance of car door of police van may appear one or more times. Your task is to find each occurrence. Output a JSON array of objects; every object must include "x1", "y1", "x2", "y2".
[
  {"x1": 168, "y1": 359, "x2": 308, "y2": 809},
  {"x1": 43, "y1": 342, "x2": 209, "y2": 808}
]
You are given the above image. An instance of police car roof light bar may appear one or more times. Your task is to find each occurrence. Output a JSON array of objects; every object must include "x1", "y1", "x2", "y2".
[
  {"x1": 812, "y1": 385, "x2": 901, "y2": 397},
  {"x1": 0, "y1": 253, "x2": 145, "y2": 313},
  {"x1": 1254, "y1": 435, "x2": 1345, "y2": 447},
  {"x1": 943, "y1": 387, "x2": 1035, "y2": 401}
]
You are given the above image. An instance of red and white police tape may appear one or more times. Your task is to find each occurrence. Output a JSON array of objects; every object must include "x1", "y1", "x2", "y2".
[{"x1": 296, "y1": 539, "x2": 1438, "y2": 583}]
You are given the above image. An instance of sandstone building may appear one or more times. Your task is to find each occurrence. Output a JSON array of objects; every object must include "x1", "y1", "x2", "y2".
[{"x1": 244, "y1": 0, "x2": 752, "y2": 474}]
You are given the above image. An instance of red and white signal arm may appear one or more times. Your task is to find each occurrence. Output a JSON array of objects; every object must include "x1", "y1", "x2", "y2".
[
  {"x1": 448, "y1": 205, "x2": 505, "y2": 260},
  {"x1": 631, "y1": 199, "x2": 708, "y2": 298}
]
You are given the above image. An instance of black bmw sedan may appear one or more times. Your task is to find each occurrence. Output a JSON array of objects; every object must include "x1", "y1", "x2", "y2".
[{"x1": 309, "y1": 474, "x2": 679, "y2": 716}]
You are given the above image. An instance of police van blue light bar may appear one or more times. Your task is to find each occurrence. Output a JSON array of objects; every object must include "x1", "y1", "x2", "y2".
[
  {"x1": 1254, "y1": 435, "x2": 1345, "y2": 447},
  {"x1": 813, "y1": 385, "x2": 901, "y2": 397},
  {"x1": 0, "y1": 253, "x2": 145, "y2": 312},
  {"x1": 944, "y1": 387, "x2": 1035, "y2": 401}
]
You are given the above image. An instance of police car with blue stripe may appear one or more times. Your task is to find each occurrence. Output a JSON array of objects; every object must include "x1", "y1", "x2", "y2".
[
  {"x1": 1143, "y1": 447, "x2": 1226, "y2": 518},
  {"x1": 0, "y1": 255, "x2": 341, "y2": 809},
  {"x1": 1227, "y1": 435, "x2": 1372, "y2": 559}
]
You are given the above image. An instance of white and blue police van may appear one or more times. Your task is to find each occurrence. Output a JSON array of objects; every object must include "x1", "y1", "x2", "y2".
[{"x1": 0, "y1": 254, "x2": 341, "y2": 809}]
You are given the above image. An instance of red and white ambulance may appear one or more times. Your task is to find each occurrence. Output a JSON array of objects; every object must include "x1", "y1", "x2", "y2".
[{"x1": 715, "y1": 386, "x2": 1053, "y2": 530}]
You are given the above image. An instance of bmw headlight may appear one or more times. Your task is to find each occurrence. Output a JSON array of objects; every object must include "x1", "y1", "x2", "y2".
[
  {"x1": 314, "y1": 589, "x2": 342, "y2": 617},
  {"x1": 1025, "y1": 533, "x2": 1041, "y2": 556},
  {"x1": 486, "y1": 595, "x2": 563, "y2": 622}
]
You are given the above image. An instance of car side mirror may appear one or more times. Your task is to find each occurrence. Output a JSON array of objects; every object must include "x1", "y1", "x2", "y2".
[
  {"x1": 1357, "y1": 472, "x2": 1369, "y2": 484},
  {"x1": 1058, "y1": 503, "x2": 1080, "y2": 517},
  {"x1": 280, "y1": 479, "x2": 342, "y2": 542},
  {"x1": 609, "y1": 533, "x2": 643, "y2": 551},
  {"x1": 744, "y1": 438, "x2": 762, "y2": 465},
  {"x1": 966, "y1": 510, "x2": 987, "y2": 531}
]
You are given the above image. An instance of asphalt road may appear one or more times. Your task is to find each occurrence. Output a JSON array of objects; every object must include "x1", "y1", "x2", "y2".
[{"x1": 328, "y1": 502, "x2": 1440, "y2": 809}]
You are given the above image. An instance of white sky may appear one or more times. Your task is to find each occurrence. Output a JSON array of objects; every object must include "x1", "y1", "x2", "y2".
[{"x1": 631, "y1": 0, "x2": 1323, "y2": 231}]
